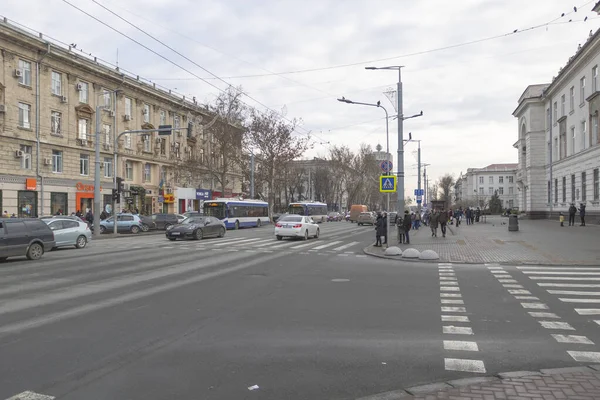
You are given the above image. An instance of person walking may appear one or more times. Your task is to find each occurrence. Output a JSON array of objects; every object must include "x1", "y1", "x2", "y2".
[
  {"x1": 403, "y1": 210, "x2": 412, "y2": 244},
  {"x1": 374, "y1": 213, "x2": 383, "y2": 247},
  {"x1": 414, "y1": 211, "x2": 421, "y2": 230},
  {"x1": 559, "y1": 212, "x2": 565, "y2": 227},
  {"x1": 579, "y1": 203, "x2": 586, "y2": 226},
  {"x1": 465, "y1": 208, "x2": 471, "y2": 225},
  {"x1": 382, "y1": 212, "x2": 388, "y2": 245},
  {"x1": 430, "y1": 209, "x2": 439, "y2": 237},
  {"x1": 440, "y1": 208, "x2": 448, "y2": 238},
  {"x1": 569, "y1": 203, "x2": 577, "y2": 226}
]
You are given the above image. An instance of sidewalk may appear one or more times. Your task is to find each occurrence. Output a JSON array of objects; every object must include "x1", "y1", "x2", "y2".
[
  {"x1": 365, "y1": 216, "x2": 600, "y2": 265},
  {"x1": 357, "y1": 365, "x2": 600, "y2": 400}
]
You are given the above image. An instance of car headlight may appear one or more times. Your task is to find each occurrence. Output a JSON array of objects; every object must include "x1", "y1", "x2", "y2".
[{"x1": 166, "y1": 225, "x2": 174, "y2": 231}]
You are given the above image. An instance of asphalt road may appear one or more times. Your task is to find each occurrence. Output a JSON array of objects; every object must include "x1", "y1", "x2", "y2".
[{"x1": 1, "y1": 222, "x2": 600, "y2": 400}]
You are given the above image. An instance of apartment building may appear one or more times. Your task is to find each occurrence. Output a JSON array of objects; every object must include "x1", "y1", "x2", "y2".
[
  {"x1": 513, "y1": 2, "x2": 600, "y2": 218},
  {"x1": 0, "y1": 19, "x2": 242, "y2": 217},
  {"x1": 455, "y1": 164, "x2": 518, "y2": 209}
]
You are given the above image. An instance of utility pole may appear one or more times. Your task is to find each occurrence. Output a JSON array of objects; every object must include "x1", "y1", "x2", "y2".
[
  {"x1": 424, "y1": 166, "x2": 428, "y2": 207},
  {"x1": 93, "y1": 105, "x2": 102, "y2": 238},
  {"x1": 250, "y1": 152, "x2": 255, "y2": 198},
  {"x1": 417, "y1": 141, "x2": 421, "y2": 213},
  {"x1": 396, "y1": 68, "x2": 404, "y2": 213}
]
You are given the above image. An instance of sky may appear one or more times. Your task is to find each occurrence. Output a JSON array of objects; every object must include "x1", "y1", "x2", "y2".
[{"x1": 2, "y1": 0, "x2": 600, "y2": 199}]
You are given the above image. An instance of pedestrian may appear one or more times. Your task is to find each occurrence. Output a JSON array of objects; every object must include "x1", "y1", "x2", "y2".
[
  {"x1": 382, "y1": 212, "x2": 388, "y2": 245},
  {"x1": 430, "y1": 209, "x2": 439, "y2": 237},
  {"x1": 414, "y1": 211, "x2": 421, "y2": 230},
  {"x1": 454, "y1": 209, "x2": 461, "y2": 227},
  {"x1": 568, "y1": 203, "x2": 577, "y2": 226},
  {"x1": 579, "y1": 203, "x2": 586, "y2": 226},
  {"x1": 2, "y1": 210, "x2": 8, "y2": 218},
  {"x1": 374, "y1": 212, "x2": 383, "y2": 247},
  {"x1": 85, "y1": 209, "x2": 93, "y2": 225},
  {"x1": 403, "y1": 210, "x2": 412, "y2": 244},
  {"x1": 55, "y1": 209, "x2": 63, "y2": 216},
  {"x1": 559, "y1": 212, "x2": 565, "y2": 227},
  {"x1": 440, "y1": 208, "x2": 448, "y2": 238},
  {"x1": 100, "y1": 209, "x2": 108, "y2": 220},
  {"x1": 465, "y1": 208, "x2": 471, "y2": 225},
  {"x1": 76, "y1": 210, "x2": 82, "y2": 218},
  {"x1": 475, "y1": 207, "x2": 481, "y2": 223},
  {"x1": 396, "y1": 212, "x2": 405, "y2": 244}
]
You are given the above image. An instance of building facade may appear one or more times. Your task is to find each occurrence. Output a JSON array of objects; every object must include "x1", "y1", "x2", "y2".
[
  {"x1": 0, "y1": 19, "x2": 241, "y2": 217},
  {"x1": 455, "y1": 164, "x2": 518, "y2": 209},
  {"x1": 513, "y1": 3, "x2": 600, "y2": 218}
]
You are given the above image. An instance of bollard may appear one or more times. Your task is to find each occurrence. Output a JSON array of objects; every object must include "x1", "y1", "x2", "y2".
[{"x1": 508, "y1": 214, "x2": 519, "y2": 232}]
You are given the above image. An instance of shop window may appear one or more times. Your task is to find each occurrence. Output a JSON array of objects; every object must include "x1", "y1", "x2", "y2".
[
  {"x1": 18, "y1": 190, "x2": 37, "y2": 218},
  {"x1": 50, "y1": 192, "x2": 68, "y2": 215}
]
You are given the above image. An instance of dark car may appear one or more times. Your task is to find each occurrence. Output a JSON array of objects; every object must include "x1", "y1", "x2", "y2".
[
  {"x1": 150, "y1": 213, "x2": 179, "y2": 230},
  {"x1": 165, "y1": 216, "x2": 226, "y2": 241},
  {"x1": 0, "y1": 218, "x2": 55, "y2": 261}
]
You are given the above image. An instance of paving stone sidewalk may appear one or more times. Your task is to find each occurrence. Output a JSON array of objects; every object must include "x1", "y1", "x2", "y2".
[
  {"x1": 357, "y1": 365, "x2": 600, "y2": 400},
  {"x1": 365, "y1": 216, "x2": 600, "y2": 265}
]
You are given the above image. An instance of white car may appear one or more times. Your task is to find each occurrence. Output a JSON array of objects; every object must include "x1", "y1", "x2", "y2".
[{"x1": 274, "y1": 215, "x2": 319, "y2": 240}]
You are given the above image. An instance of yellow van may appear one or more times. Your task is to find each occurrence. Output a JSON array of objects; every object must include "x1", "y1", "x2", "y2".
[{"x1": 349, "y1": 204, "x2": 368, "y2": 222}]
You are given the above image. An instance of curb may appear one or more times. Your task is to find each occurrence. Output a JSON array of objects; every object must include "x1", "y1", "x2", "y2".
[{"x1": 355, "y1": 365, "x2": 600, "y2": 399}]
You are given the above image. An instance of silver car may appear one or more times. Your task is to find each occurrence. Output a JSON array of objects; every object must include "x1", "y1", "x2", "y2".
[{"x1": 44, "y1": 218, "x2": 92, "y2": 249}]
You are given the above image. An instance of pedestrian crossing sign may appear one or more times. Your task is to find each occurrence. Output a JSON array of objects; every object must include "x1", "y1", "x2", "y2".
[{"x1": 379, "y1": 175, "x2": 397, "y2": 193}]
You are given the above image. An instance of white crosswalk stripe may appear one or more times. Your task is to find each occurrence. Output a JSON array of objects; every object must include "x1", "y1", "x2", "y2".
[
  {"x1": 311, "y1": 241, "x2": 344, "y2": 250},
  {"x1": 332, "y1": 242, "x2": 360, "y2": 251}
]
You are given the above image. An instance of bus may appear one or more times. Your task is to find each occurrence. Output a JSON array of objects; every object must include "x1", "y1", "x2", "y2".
[
  {"x1": 203, "y1": 199, "x2": 269, "y2": 230},
  {"x1": 287, "y1": 202, "x2": 328, "y2": 223}
]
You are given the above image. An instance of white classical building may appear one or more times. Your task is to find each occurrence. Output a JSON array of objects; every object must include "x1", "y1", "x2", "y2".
[
  {"x1": 455, "y1": 164, "x2": 518, "y2": 209},
  {"x1": 513, "y1": 3, "x2": 600, "y2": 218}
]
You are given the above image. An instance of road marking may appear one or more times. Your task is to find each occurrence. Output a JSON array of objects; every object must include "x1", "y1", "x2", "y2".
[
  {"x1": 337, "y1": 254, "x2": 349, "y2": 257},
  {"x1": 212, "y1": 238, "x2": 262, "y2": 246},
  {"x1": 498, "y1": 279, "x2": 518, "y2": 283},
  {"x1": 443, "y1": 340, "x2": 479, "y2": 351},
  {"x1": 490, "y1": 270, "x2": 508, "y2": 274},
  {"x1": 438, "y1": 266, "x2": 454, "y2": 269},
  {"x1": 539, "y1": 321, "x2": 575, "y2": 330},
  {"x1": 567, "y1": 351, "x2": 600, "y2": 362},
  {"x1": 439, "y1": 277, "x2": 457, "y2": 281},
  {"x1": 575, "y1": 309, "x2": 600, "y2": 315},
  {"x1": 529, "y1": 312, "x2": 560, "y2": 318},
  {"x1": 520, "y1": 302, "x2": 548, "y2": 309},
  {"x1": 4, "y1": 392, "x2": 55, "y2": 400},
  {"x1": 332, "y1": 242, "x2": 360, "y2": 251},
  {"x1": 548, "y1": 290, "x2": 600, "y2": 295},
  {"x1": 442, "y1": 315, "x2": 470, "y2": 322},
  {"x1": 440, "y1": 293, "x2": 462, "y2": 298},
  {"x1": 440, "y1": 281, "x2": 459, "y2": 286},
  {"x1": 441, "y1": 306, "x2": 466, "y2": 312},
  {"x1": 444, "y1": 358, "x2": 486, "y2": 373},
  {"x1": 508, "y1": 289, "x2": 531, "y2": 295},
  {"x1": 443, "y1": 326, "x2": 473, "y2": 335},
  {"x1": 311, "y1": 241, "x2": 344, "y2": 250},
  {"x1": 344, "y1": 251, "x2": 355, "y2": 254},
  {"x1": 162, "y1": 246, "x2": 174, "y2": 249},
  {"x1": 552, "y1": 334, "x2": 594, "y2": 344},
  {"x1": 356, "y1": 255, "x2": 367, "y2": 258},
  {"x1": 559, "y1": 298, "x2": 600, "y2": 303},
  {"x1": 439, "y1": 273, "x2": 456, "y2": 276},
  {"x1": 503, "y1": 284, "x2": 524, "y2": 288},
  {"x1": 289, "y1": 241, "x2": 320, "y2": 249},
  {"x1": 493, "y1": 275, "x2": 512, "y2": 279},
  {"x1": 523, "y1": 271, "x2": 600, "y2": 275},
  {"x1": 538, "y1": 283, "x2": 600, "y2": 287},
  {"x1": 530, "y1": 277, "x2": 600, "y2": 281},
  {"x1": 441, "y1": 299, "x2": 464, "y2": 305},
  {"x1": 440, "y1": 287, "x2": 461, "y2": 292},
  {"x1": 438, "y1": 263, "x2": 453, "y2": 266},
  {"x1": 515, "y1": 296, "x2": 539, "y2": 300},
  {"x1": 518, "y1": 267, "x2": 600, "y2": 271}
]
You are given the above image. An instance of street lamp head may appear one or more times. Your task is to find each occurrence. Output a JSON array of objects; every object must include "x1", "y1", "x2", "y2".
[
  {"x1": 365, "y1": 66, "x2": 377, "y2": 70},
  {"x1": 337, "y1": 97, "x2": 353, "y2": 104}
]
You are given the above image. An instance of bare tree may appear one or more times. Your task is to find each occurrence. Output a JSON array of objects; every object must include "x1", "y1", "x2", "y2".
[
  {"x1": 428, "y1": 183, "x2": 439, "y2": 201},
  {"x1": 437, "y1": 174, "x2": 455, "y2": 206}
]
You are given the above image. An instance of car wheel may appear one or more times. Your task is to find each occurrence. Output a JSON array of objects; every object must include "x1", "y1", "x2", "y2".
[
  {"x1": 194, "y1": 229, "x2": 203, "y2": 240},
  {"x1": 0, "y1": 257, "x2": 7, "y2": 262},
  {"x1": 218, "y1": 227, "x2": 226, "y2": 238},
  {"x1": 99, "y1": 225, "x2": 106, "y2": 234},
  {"x1": 257, "y1": 219, "x2": 261, "y2": 227},
  {"x1": 141, "y1": 224, "x2": 149, "y2": 232},
  {"x1": 164, "y1": 223, "x2": 172, "y2": 231},
  {"x1": 75, "y1": 235, "x2": 87, "y2": 249},
  {"x1": 168, "y1": 237, "x2": 177, "y2": 241},
  {"x1": 130, "y1": 225, "x2": 140, "y2": 234},
  {"x1": 234, "y1": 220, "x2": 239, "y2": 230},
  {"x1": 314, "y1": 228, "x2": 320, "y2": 239},
  {"x1": 303, "y1": 230, "x2": 308, "y2": 241},
  {"x1": 26, "y1": 243, "x2": 43, "y2": 260},
  {"x1": 276, "y1": 235, "x2": 282, "y2": 241}
]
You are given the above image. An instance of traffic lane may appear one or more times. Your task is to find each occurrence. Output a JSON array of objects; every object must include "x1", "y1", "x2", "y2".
[
  {"x1": 0, "y1": 250, "x2": 290, "y2": 399},
  {"x1": 54, "y1": 255, "x2": 445, "y2": 400},
  {"x1": 456, "y1": 265, "x2": 581, "y2": 374}
]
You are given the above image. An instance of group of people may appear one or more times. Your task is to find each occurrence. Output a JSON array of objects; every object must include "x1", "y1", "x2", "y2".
[
  {"x1": 559, "y1": 203, "x2": 587, "y2": 227},
  {"x1": 373, "y1": 211, "x2": 414, "y2": 247}
]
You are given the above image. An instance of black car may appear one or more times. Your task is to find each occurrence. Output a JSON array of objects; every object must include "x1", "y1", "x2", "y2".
[
  {"x1": 165, "y1": 216, "x2": 226, "y2": 241},
  {"x1": 0, "y1": 218, "x2": 56, "y2": 261},
  {"x1": 150, "y1": 213, "x2": 179, "y2": 230}
]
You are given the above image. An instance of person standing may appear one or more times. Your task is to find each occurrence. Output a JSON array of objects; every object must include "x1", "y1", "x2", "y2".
[
  {"x1": 559, "y1": 212, "x2": 565, "y2": 227},
  {"x1": 440, "y1": 208, "x2": 448, "y2": 238},
  {"x1": 374, "y1": 213, "x2": 383, "y2": 247},
  {"x1": 465, "y1": 208, "x2": 471, "y2": 225},
  {"x1": 568, "y1": 203, "x2": 577, "y2": 226},
  {"x1": 403, "y1": 210, "x2": 412, "y2": 244},
  {"x1": 579, "y1": 203, "x2": 586, "y2": 226},
  {"x1": 396, "y1": 212, "x2": 405, "y2": 244},
  {"x1": 414, "y1": 211, "x2": 421, "y2": 230}
]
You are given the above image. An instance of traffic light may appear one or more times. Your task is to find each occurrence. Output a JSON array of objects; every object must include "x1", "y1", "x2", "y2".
[
  {"x1": 112, "y1": 188, "x2": 119, "y2": 202},
  {"x1": 116, "y1": 177, "x2": 124, "y2": 194},
  {"x1": 187, "y1": 122, "x2": 193, "y2": 138}
]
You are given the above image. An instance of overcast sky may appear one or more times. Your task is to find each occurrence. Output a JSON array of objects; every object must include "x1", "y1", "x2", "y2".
[{"x1": 3, "y1": 0, "x2": 599, "y2": 198}]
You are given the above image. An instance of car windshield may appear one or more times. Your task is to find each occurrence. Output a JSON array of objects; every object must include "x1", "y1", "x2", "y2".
[
  {"x1": 279, "y1": 216, "x2": 302, "y2": 222},
  {"x1": 182, "y1": 217, "x2": 204, "y2": 224}
]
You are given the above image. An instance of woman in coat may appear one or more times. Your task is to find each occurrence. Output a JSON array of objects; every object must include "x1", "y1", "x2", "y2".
[
  {"x1": 430, "y1": 210, "x2": 439, "y2": 237},
  {"x1": 374, "y1": 213, "x2": 384, "y2": 247}
]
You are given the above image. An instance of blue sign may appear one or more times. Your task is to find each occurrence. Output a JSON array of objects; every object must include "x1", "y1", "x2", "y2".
[
  {"x1": 380, "y1": 175, "x2": 396, "y2": 193},
  {"x1": 414, "y1": 189, "x2": 424, "y2": 196},
  {"x1": 380, "y1": 160, "x2": 393, "y2": 173},
  {"x1": 158, "y1": 196, "x2": 164, "y2": 203},
  {"x1": 416, "y1": 199, "x2": 422, "y2": 204},
  {"x1": 196, "y1": 189, "x2": 212, "y2": 200}
]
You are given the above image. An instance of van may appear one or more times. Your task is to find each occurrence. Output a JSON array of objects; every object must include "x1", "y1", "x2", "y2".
[
  {"x1": 349, "y1": 204, "x2": 368, "y2": 222},
  {"x1": 0, "y1": 218, "x2": 55, "y2": 261}
]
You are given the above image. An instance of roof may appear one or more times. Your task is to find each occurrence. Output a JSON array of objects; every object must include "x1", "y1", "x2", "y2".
[{"x1": 483, "y1": 163, "x2": 518, "y2": 170}]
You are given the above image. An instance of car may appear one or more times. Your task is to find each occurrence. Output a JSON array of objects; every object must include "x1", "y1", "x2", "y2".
[
  {"x1": 137, "y1": 215, "x2": 155, "y2": 231},
  {"x1": 99, "y1": 213, "x2": 145, "y2": 234},
  {"x1": 165, "y1": 216, "x2": 226, "y2": 240},
  {"x1": 40, "y1": 215, "x2": 88, "y2": 224},
  {"x1": 357, "y1": 212, "x2": 376, "y2": 226},
  {"x1": 44, "y1": 218, "x2": 91, "y2": 249},
  {"x1": 175, "y1": 214, "x2": 186, "y2": 223},
  {"x1": 150, "y1": 213, "x2": 179, "y2": 230},
  {"x1": 274, "y1": 215, "x2": 319, "y2": 240},
  {"x1": 327, "y1": 212, "x2": 342, "y2": 222},
  {"x1": 0, "y1": 218, "x2": 55, "y2": 261},
  {"x1": 182, "y1": 211, "x2": 203, "y2": 219}
]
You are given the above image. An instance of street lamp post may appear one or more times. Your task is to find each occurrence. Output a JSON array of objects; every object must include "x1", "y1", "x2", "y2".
[{"x1": 337, "y1": 97, "x2": 390, "y2": 248}]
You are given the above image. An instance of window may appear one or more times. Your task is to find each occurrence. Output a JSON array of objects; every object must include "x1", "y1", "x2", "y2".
[
  {"x1": 50, "y1": 192, "x2": 68, "y2": 216},
  {"x1": 18, "y1": 191, "x2": 37, "y2": 218},
  {"x1": 78, "y1": 118, "x2": 88, "y2": 140},
  {"x1": 159, "y1": 138, "x2": 166, "y2": 155},
  {"x1": 508, "y1": 187, "x2": 514, "y2": 195},
  {"x1": 125, "y1": 161, "x2": 133, "y2": 180},
  {"x1": 174, "y1": 114, "x2": 180, "y2": 130},
  {"x1": 143, "y1": 134, "x2": 151, "y2": 152},
  {"x1": 553, "y1": 102, "x2": 557, "y2": 123},
  {"x1": 487, "y1": 176, "x2": 492, "y2": 184},
  {"x1": 594, "y1": 66, "x2": 598, "y2": 92},
  {"x1": 51, "y1": 71, "x2": 62, "y2": 95},
  {"x1": 174, "y1": 142, "x2": 180, "y2": 158},
  {"x1": 562, "y1": 177, "x2": 566, "y2": 203},
  {"x1": 561, "y1": 94, "x2": 565, "y2": 116},
  {"x1": 499, "y1": 176, "x2": 504, "y2": 184},
  {"x1": 18, "y1": 59, "x2": 31, "y2": 86},
  {"x1": 569, "y1": 86, "x2": 574, "y2": 112},
  {"x1": 80, "y1": 154, "x2": 89, "y2": 176},
  {"x1": 160, "y1": 110, "x2": 166, "y2": 125},
  {"x1": 103, "y1": 157, "x2": 112, "y2": 178},
  {"x1": 571, "y1": 174, "x2": 576, "y2": 202},
  {"x1": 546, "y1": 108, "x2": 551, "y2": 130},
  {"x1": 479, "y1": 187, "x2": 484, "y2": 195},
  {"x1": 560, "y1": 126, "x2": 567, "y2": 159},
  {"x1": 51, "y1": 111, "x2": 61, "y2": 135},
  {"x1": 79, "y1": 81, "x2": 89, "y2": 103},
  {"x1": 488, "y1": 187, "x2": 493, "y2": 195},
  {"x1": 592, "y1": 114, "x2": 599, "y2": 146},
  {"x1": 18, "y1": 102, "x2": 31, "y2": 128},
  {"x1": 143, "y1": 104, "x2": 150, "y2": 123},
  {"x1": 499, "y1": 187, "x2": 504, "y2": 195},
  {"x1": 580, "y1": 76, "x2": 586, "y2": 104},
  {"x1": 508, "y1": 199, "x2": 514, "y2": 208},
  {"x1": 143, "y1": 163, "x2": 151, "y2": 182},
  {"x1": 125, "y1": 97, "x2": 132, "y2": 117},
  {"x1": 582, "y1": 172, "x2": 587, "y2": 202},
  {"x1": 554, "y1": 137, "x2": 558, "y2": 160},
  {"x1": 479, "y1": 176, "x2": 484, "y2": 184},
  {"x1": 594, "y1": 169, "x2": 599, "y2": 201},
  {"x1": 125, "y1": 133, "x2": 132, "y2": 149},
  {"x1": 571, "y1": 126, "x2": 576, "y2": 155},
  {"x1": 103, "y1": 89, "x2": 111, "y2": 108},
  {"x1": 554, "y1": 178, "x2": 558, "y2": 203},
  {"x1": 52, "y1": 150, "x2": 63, "y2": 173},
  {"x1": 581, "y1": 120, "x2": 587, "y2": 150},
  {"x1": 103, "y1": 124, "x2": 111, "y2": 144},
  {"x1": 508, "y1": 176, "x2": 513, "y2": 184},
  {"x1": 20, "y1": 145, "x2": 32, "y2": 169},
  {"x1": 547, "y1": 181, "x2": 551, "y2": 204}
]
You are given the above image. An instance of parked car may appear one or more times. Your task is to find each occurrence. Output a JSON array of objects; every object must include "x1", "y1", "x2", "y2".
[
  {"x1": 150, "y1": 213, "x2": 179, "y2": 230},
  {"x1": 175, "y1": 214, "x2": 186, "y2": 223},
  {"x1": 182, "y1": 211, "x2": 203, "y2": 219},
  {"x1": 357, "y1": 212, "x2": 376, "y2": 226},
  {"x1": 99, "y1": 213, "x2": 145, "y2": 234},
  {"x1": 40, "y1": 215, "x2": 88, "y2": 224},
  {"x1": 138, "y1": 215, "x2": 155, "y2": 231},
  {"x1": 0, "y1": 218, "x2": 55, "y2": 261},
  {"x1": 165, "y1": 216, "x2": 226, "y2": 240},
  {"x1": 44, "y1": 218, "x2": 91, "y2": 249},
  {"x1": 274, "y1": 215, "x2": 319, "y2": 240},
  {"x1": 327, "y1": 212, "x2": 342, "y2": 222}
]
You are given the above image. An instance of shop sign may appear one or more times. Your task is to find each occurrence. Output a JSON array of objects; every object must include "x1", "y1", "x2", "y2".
[
  {"x1": 25, "y1": 178, "x2": 37, "y2": 190},
  {"x1": 196, "y1": 189, "x2": 212, "y2": 200},
  {"x1": 164, "y1": 194, "x2": 175, "y2": 203},
  {"x1": 76, "y1": 182, "x2": 102, "y2": 192}
]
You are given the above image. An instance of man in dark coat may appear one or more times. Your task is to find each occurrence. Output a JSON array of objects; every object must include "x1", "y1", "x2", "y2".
[
  {"x1": 579, "y1": 203, "x2": 586, "y2": 226},
  {"x1": 402, "y1": 210, "x2": 412, "y2": 244},
  {"x1": 440, "y1": 208, "x2": 448, "y2": 238},
  {"x1": 380, "y1": 212, "x2": 388, "y2": 245},
  {"x1": 374, "y1": 213, "x2": 383, "y2": 247},
  {"x1": 569, "y1": 203, "x2": 577, "y2": 226}
]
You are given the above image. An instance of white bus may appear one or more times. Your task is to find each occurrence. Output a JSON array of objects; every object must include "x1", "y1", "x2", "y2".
[
  {"x1": 203, "y1": 199, "x2": 269, "y2": 230},
  {"x1": 287, "y1": 202, "x2": 328, "y2": 223}
]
